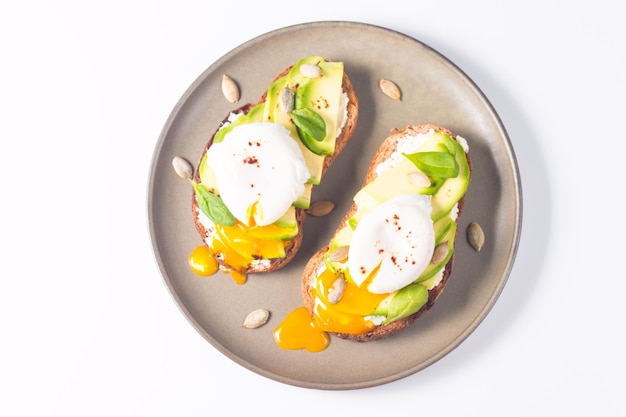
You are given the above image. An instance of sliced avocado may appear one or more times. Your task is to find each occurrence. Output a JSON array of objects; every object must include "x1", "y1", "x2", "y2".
[
  {"x1": 369, "y1": 293, "x2": 394, "y2": 315},
  {"x1": 429, "y1": 138, "x2": 470, "y2": 221},
  {"x1": 293, "y1": 183, "x2": 312, "y2": 209},
  {"x1": 337, "y1": 130, "x2": 468, "y2": 252},
  {"x1": 414, "y1": 216, "x2": 456, "y2": 285},
  {"x1": 330, "y1": 224, "x2": 353, "y2": 249},
  {"x1": 263, "y1": 56, "x2": 344, "y2": 183},
  {"x1": 382, "y1": 283, "x2": 429, "y2": 324},
  {"x1": 416, "y1": 131, "x2": 457, "y2": 153},
  {"x1": 366, "y1": 132, "x2": 470, "y2": 221},
  {"x1": 263, "y1": 58, "x2": 319, "y2": 181},
  {"x1": 213, "y1": 103, "x2": 265, "y2": 144},
  {"x1": 245, "y1": 205, "x2": 299, "y2": 241},
  {"x1": 293, "y1": 60, "x2": 343, "y2": 156},
  {"x1": 246, "y1": 223, "x2": 298, "y2": 241},
  {"x1": 300, "y1": 149, "x2": 324, "y2": 185},
  {"x1": 353, "y1": 156, "x2": 434, "y2": 216},
  {"x1": 198, "y1": 156, "x2": 218, "y2": 194},
  {"x1": 262, "y1": 75, "x2": 289, "y2": 124},
  {"x1": 291, "y1": 107, "x2": 332, "y2": 156},
  {"x1": 273, "y1": 205, "x2": 297, "y2": 228}
]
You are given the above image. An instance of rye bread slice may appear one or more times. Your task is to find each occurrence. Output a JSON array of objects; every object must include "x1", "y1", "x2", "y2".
[
  {"x1": 302, "y1": 124, "x2": 471, "y2": 341},
  {"x1": 192, "y1": 64, "x2": 359, "y2": 274}
]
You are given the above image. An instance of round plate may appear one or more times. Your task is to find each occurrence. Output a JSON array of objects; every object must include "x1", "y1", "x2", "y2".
[{"x1": 148, "y1": 21, "x2": 522, "y2": 390}]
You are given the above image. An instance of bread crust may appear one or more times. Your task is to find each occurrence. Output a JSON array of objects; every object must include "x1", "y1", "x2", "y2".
[
  {"x1": 302, "y1": 124, "x2": 471, "y2": 341},
  {"x1": 191, "y1": 62, "x2": 358, "y2": 274}
]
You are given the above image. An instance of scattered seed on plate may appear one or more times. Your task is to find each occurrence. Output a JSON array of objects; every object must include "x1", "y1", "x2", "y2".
[
  {"x1": 379, "y1": 78, "x2": 401, "y2": 100},
  {"x1": 242, "y1": 309, "x2": 270, "y2": 329},
  {"x1": 306, "y1": 200, "x2": 335, "y2": 217},
  {"x1": 221, "y1": 74, "x2": 240, "y2": 103},
  {"x1": 467, "y1": 222, "x2": 485, "y2": 252},
  {"x1": 172, "y1": 156, "x2": 193, "y2": 180}
]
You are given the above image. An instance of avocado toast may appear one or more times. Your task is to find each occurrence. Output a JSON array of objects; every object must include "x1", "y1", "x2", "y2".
[
  {"x1": 190, "y1": 57, "x2": 359, "y2": 281},
  {"x1": 297, "y1": 124, "x2": 471, "y2": 343}
]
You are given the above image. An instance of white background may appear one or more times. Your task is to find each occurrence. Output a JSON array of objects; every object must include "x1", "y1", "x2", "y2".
[{"x1": 2, "y1": 1, "x2": 624, "y2": 416}]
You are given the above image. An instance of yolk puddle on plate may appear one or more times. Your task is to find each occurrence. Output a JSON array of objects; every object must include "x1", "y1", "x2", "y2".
[
  {"x1": 273, "y1": 267, "x2": 390, "y2": 352},
  {"x1": 187, "y1": 245, "x2": 247, "y2": 284},
  {"x1": 273, "y1": 307, "x2": 330, "y2": 353},
  {"x1": 187, "y1": 245, "x2": 219, "y2": 276}
]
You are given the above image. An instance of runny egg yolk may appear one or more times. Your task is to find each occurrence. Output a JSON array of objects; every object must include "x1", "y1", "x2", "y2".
[
  {"x1": 214, "y1": 221, "x2": 286, "y2": 260},
  {"x1": 189, "y1": 219, "x2": 293, "y2": 285},
  {"x1": 274, "y1": 268, "x2": 390, "y2": 352},
  {"x1": 313, "y1": 267, "x2": 389, "y2": 334},
  {"x1": 273, "y1": 307, "x2": 330, "y2": 352},
  {"x1": 188, "y1": 245, "x2": 219, "y2": 276},
  {"x1": 187, "y1": 244, "x2": 247, "y2": 284}
]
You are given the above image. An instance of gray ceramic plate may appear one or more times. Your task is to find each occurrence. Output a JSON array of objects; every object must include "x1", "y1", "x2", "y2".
[{"x1": 148, "y1": 21, "x2": 522, "y2": 390}]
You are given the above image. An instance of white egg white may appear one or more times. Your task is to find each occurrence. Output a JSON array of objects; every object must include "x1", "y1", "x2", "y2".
[
  {"x1": 348, "y1": 194, "x2": 435, "y2": 294},
  {"x1": 206, "y1": 122, "x2": 310, "y2": 227}
]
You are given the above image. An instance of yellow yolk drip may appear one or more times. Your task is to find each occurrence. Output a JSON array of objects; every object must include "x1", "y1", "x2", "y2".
[
  {"x1": 227, "y1": 270, "x2": 247, "y2": 285},
  {"x1": 187, "y1": 245, "x2": 219, "y2": 276},
  {"x1": 274, "y1": 267, "x2": 390, "y2": 353},
  {"x1": 214, "y1": 221, "x2": 286, "y2": 260},
  {"x1": 209, "y1": 232, "x2": 249, "y2": 273},
  {"x1": 191, "y1": 238, "x2": 248, "y2": 285},
  {"x1": 245, "y1": 201, "x2": 262, "y2": 228},
  {"x1": 273, "y1": 307, "x2": 330, "y2": 352},
  {"x1": 246, "y1": 223, "x2": 294, "y2": 240},
  {"x1": 313, "y1": 267, "x2": 389, "y2": 334},
  {"x1": 189, "y1": 218, "x2": 293, "y2": 285}
]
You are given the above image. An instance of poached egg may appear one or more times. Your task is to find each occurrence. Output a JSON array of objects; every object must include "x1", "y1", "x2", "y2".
[
  {"x1": 206, "y1": 122, "x2": 310, "y2": 227},
  {"x1": 348, "y1": 194, "x2": 435, "y2": 294}
]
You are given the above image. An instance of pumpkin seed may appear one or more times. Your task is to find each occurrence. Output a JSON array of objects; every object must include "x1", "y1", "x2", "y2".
[
  {"x1": 327, "y1": 246, "x2": 349, "y2": 263},
  {"x1": 379, "y1": 78, "x2": 401, "y2": 100},
  {"x1": 242, "y1": 309, "x2": 270, "y2": 329},
  {"x1": 279, "y1": 86, "x2": 294, "y2": 113},
  {"x1": 407, "y1": 170, "x2": 431, "y2": 187},
  {"x1": 221, "y1": 74, "x2": 240, "y2": 103},
  {"x1": 431, "y1": 241, "x2": 449, "y2": 264},
  {"x1": 172, "y1": 156, "x2": 193, "y2": 180},
  {"x1": 467, "y1": 222, "x2": 485, "y2": 252},
  {"x1": 327, "y1": 276, "x2": 346, "y2": 304},
  {"x1": 300, "y1": 63, "x2": 322, "y2": 78},
  {"x1": 307, "y1": 200, "x2": 335, "y2": 217}
]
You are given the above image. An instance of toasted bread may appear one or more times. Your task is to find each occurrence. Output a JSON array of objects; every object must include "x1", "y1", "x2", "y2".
[
  {"x1": 192, "y1": 60, "x2": 358, "y2": 275},
  {"x1": 302, "y1": 124, "x2": 471, "y2": 341}
]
